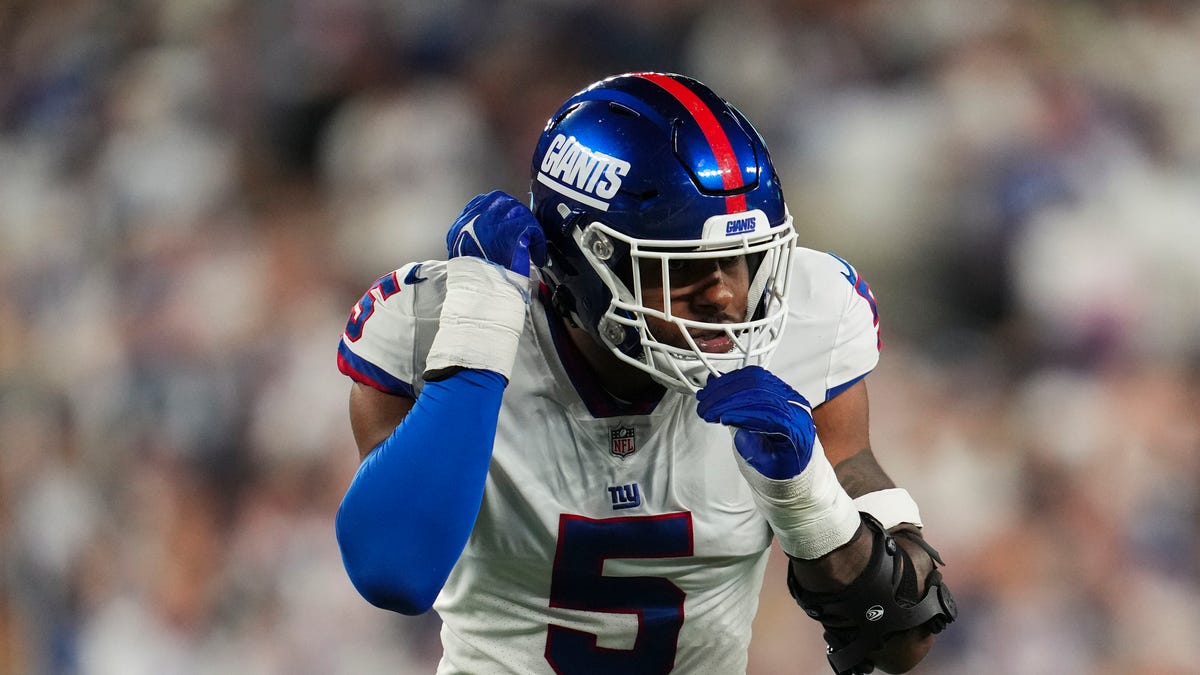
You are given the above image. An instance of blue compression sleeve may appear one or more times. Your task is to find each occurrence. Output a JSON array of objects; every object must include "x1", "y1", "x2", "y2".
[{"x1": 335, "y1": 369, "x2": 505, "y2": 615}]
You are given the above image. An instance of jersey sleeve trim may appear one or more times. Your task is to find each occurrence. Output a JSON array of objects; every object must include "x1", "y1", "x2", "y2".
[
  {"x1": 825, "y1": 371, "x2": 869, "y2": 402},
  {"x1": 819, "y1": 252, "x2": 881, "y2": 405},
  {"x1": 338, "y1": 339, "x2": 416, "y2": 398}
]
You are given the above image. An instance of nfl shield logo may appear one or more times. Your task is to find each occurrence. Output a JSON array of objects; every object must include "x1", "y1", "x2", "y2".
[{"x1": 610, "y1": 426, "x2": 637, "y2": 459}]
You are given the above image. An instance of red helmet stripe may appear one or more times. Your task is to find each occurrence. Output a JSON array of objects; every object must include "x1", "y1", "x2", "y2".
[{"x1": 636, "y1": 73, "x2": 748, "y2": 213}]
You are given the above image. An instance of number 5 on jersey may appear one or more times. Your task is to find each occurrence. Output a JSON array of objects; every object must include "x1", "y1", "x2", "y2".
[
  {"x1": 345, "y1": 271, "x2": 401, "y2": 342},
  {"x1": 545, "y1": 513, "x2": 693, "y2": 675}
]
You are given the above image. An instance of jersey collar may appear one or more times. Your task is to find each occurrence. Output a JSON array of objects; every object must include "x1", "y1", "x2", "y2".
[{"x1": 537, "y1": 284, "x2": 664, "y2": 418}]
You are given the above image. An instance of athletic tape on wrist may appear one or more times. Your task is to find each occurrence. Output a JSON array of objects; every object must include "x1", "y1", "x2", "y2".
[
  {"x1": 852, "y1": 487, "x2": 923, "y2": 530},
  {"x1": 424, "y1": 257, "x2": 531, "y2": 380},
  {"x1": 734, "y1": 435, "x2": 861, "y2": 560}
]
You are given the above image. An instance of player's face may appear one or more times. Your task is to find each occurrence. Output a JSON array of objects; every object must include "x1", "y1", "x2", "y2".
[{"x1": 637, "y1": 255, "x2": 750, "y2": 353}]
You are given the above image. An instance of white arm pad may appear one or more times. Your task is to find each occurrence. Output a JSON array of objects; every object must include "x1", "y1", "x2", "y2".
[
  {"x1": 734, "y1": 435, "x2": 862, "y2": 560},
  {"x1": 424, "y1": 256, "x2": 531, "y2": 380},
  {"x1": 853, "y1": 488, "x2": 923, "y2": 531}
]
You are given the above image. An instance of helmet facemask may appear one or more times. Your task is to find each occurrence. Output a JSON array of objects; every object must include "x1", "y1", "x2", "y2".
[{"x1": 573, "y1": 210, "x2": 797, "y2": 393}]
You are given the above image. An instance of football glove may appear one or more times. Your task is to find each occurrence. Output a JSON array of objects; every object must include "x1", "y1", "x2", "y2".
[
  {"x1": 696, "y1": 365, "x2": 816, "y2": 480},
  {"x1": 424, "y1": 191, "x2": 547, "y2": 381},
  {"x1": 697, "y1": 366, "x2": 860, "y2": 559},
  {"x1": 446, "y1": 190, "x2": 547, "y2": 277}
]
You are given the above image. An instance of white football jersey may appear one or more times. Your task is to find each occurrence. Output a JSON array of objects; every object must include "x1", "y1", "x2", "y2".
[{"x1": 336, "y1": 247, "x2": 881, "y2": 674}]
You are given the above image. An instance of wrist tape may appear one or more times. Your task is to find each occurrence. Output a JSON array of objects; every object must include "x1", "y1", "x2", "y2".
[
  {"x1": 853, "y1": 487, "x2": 923, "y2": 531},
  {"x1": 734, "y1": 435, "x2": 861, "y2": 560},
  {"x1": 424, "y1": 257, "x2": 531, "y2": 380}
]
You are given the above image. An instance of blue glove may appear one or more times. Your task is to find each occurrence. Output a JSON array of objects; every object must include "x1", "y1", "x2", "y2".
[
  {"x1": 446, "y1": 191, "x2": 547, "y2": 276},
  {"x1": 696, "y1": 366, "x2": 816, "y2": 480}
]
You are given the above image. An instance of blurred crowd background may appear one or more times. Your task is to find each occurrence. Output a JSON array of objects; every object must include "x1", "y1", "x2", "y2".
[{"x1": 2, "y1": 0, "x2": 1198, "y2": 673}]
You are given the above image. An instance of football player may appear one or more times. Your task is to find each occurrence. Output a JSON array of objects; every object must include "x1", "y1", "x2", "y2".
[{"x1": 334, "y1": 72, "x2": 955, "y2": 674}]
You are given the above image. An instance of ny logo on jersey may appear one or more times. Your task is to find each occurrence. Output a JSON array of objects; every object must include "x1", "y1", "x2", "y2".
[
  {"x1": 610, "y1": 426, "x2": 637, "y2": 459},
  {"x1": 608, "y1": 483, "x2": 641, "y2": 510}
]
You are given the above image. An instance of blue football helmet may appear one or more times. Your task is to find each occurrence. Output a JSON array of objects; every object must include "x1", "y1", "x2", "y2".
[{"x1": 530, "y1": 72, "x2": 796, "y2": 392}]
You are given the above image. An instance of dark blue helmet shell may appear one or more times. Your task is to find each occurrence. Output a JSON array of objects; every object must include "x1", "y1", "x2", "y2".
[{"x1": 530, "y1": 72, "x2": 791, "y2": 378}]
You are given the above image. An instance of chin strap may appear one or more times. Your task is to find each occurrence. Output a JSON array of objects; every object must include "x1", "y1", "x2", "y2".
[{"x1": 788, "y1": 514, "x2": 958, "y2": 675}]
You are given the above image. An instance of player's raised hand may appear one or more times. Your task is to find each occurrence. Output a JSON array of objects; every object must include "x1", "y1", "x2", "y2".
[
  {"x1": 696, "y1": 366, "x2": 859, "y2": 561},
  {"x1": 424, "y1": 192, "x2": 546, "y2": 381},
  {"x1": 696, "y1": 365, "x2": 815, "y2": 481},
  {"x1": 446, "y1": 190, "x2": 547, "y2": 277}
]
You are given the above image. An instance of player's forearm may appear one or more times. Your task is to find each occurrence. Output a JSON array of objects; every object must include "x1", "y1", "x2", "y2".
[
  {"x1": 788, "y1": 532, "x2": 934, "y2": 673},
  {"x1": 833, "y1": 449, "x2": 939, "y2": 606},
  {"x1": 787, "y1": 520, "x2": 872, "y2": 592},
  {"x1": 797, "y1": 449, "x2": 952, "y2": 673},
  {"x1": 788, "y1": 515, "x2": 950, "y2": 674},
  {"x1": 831, "y1": 447, "x2": 895, "y2": 498},
  {"x1": 335, "y1": 369, "x2": 505, "y2": 615}
]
